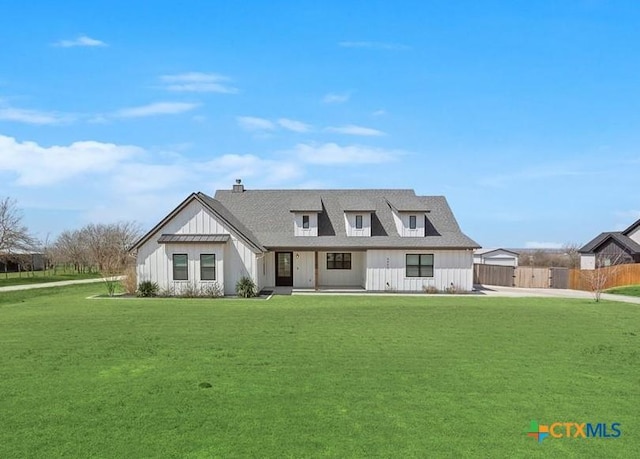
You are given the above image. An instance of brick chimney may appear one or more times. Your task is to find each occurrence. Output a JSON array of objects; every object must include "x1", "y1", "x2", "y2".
[{"x1": 232, "y1": 179, "x2": 245, "y2": 193}]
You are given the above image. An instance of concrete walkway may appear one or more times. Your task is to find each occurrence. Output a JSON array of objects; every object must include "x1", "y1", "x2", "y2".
[
  {"x1": 477, "y1": 285, "x2": 640, "y2": 304},
  {"x1": 0, "y1": 277, "x2": 118, "y2": 292}
]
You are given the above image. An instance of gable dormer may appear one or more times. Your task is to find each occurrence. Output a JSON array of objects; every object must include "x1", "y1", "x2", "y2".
[
  {"x1": 386, "y1": 197, "x2": 429, "y2": 237},
  {"x1": 290, "y1": 197, "x2": 322, "y2": 236},
  {"x1": 344, "y1": 211, "x2": 372, "y2": 236}
]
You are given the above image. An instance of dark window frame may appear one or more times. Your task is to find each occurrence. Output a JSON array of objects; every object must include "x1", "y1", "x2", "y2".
[
  {"x1": 302, "y1": 215, "x2": 310, "y2": 229},
  {"x1": 409, "y1": 215, "x2": 417, "y2": 230},
  {"x1": 173, "y1": 254, "x2": 188, "y2": 281},
  {"x1": 355, "y1": 215, "x2": 363, "y2": 229},
  {"x1": 327, "y1": 252, "x2": 352, "y2": 270},
  {"x1": 405, "y1": 254, "x2": 434, "y2": 278},
  {"x1": 200, "y1": 254, "x2": 216, "y2": 281}
]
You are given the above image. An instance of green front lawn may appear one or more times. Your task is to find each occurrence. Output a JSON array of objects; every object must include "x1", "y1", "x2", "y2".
[
  {"x1": 1, "y1": 286, "x2": 638, "y2": 458},
  {"x1": 607, "y1": 284, "x2": 640, "y2": 297},
  {"x1": 0, "y1": 269, "x2": 102, "y2": 287}
]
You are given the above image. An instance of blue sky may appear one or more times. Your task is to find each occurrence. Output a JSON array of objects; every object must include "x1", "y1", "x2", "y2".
[{"x1": 1, "y1": 0, "x2": 639, "y2": 248}]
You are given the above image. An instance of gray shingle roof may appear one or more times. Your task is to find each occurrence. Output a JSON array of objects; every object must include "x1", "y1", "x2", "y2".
[
  {"x1": 157, "y1": 234, "x2": 230, "y2": 243},
  {"x1": 288, "y1": 195, "x2": 323, "y2": 212},
  {"x1": 623, "y1": 218, "x2": 640, "y2": 236},
  {"x1": 579, "y1": 232, "x2": 640, "y2": 254},
  {"x1": 212, "y1": 189, "x2": 479, "y2": 250}
]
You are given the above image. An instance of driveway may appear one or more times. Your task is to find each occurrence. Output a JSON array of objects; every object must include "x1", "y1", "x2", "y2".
[
  {"x1": 477, "y1": 284, "x2": 640, "y2": 304},
  {"x1": 0, "y1": 277, "x2": 116, "y2": 293}
]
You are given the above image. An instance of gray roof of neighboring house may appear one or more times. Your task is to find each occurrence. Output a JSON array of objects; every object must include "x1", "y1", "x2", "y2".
[
  {"x1": 623, "y1": 218, "x2": 640, "y2": 236},
  {"x1": 157, "y1": 234, "x2": 230, "y2": 243},
  {"x1": 212, "y1": 188, "x2": 479, "y2": 250},
  {"x1": 579, "y1": 231, "x2": 640, "y2": 254},
  {"x1": 474, "y1": 248, "x2": 519, "y2": 256}
]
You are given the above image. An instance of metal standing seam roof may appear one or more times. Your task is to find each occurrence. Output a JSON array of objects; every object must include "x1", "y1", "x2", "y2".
[
  {"x1": 157, "y1": 234, "x2": 230, "y2": 243},
  {"x1": 212, "y1": 188, "x2": 480, "y2": 250}
]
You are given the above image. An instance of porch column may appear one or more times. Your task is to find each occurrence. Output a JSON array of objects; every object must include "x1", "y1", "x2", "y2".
[{"x1": 314, "y1": 251, "x2": 319, "y2": 290}]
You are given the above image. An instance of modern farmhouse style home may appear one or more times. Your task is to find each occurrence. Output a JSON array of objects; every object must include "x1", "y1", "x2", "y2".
[{"x1": 131, "y1": 181, "x2": 480, "y2": 294}]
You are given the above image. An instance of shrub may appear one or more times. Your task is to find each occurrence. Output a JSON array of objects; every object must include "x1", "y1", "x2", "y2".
[
  {"x1": 120, "y1": 266, "x2": 137, "y2": 295},
  {"x1": 444, "y1": 283, "x2": 461, "y2": 294},
  {"x1": 236, "y1": 276, "x2": 257, "y2": 298},
  {"x1": 138, "y1": 280, "x2": 159, "y2": 297},
  {"x1": 201, "y1": 282, "x2": 224, "y2": 298},
  {"x1": 179, "y1": 282, "x2": 200, "y2": 298},
  {"x1": 423, "y1": 285, "x2": 439, "y2": 294}
]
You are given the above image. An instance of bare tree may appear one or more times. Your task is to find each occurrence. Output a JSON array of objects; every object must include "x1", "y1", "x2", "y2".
[
  {"x1": 562, "y1": 242, "x2": 582, "y2": 269},
  {"x1": 581, "y1": 252, "x2": 624, "y2": 302},
  {"x1": 0, "y1": 197, "x2": 36, "y2": 277}
]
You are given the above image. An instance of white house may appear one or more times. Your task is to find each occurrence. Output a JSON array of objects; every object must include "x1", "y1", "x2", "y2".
[
  {"x1": 131, "y1": 182, "x2": 480, "y2": 294},
  {"x1": 473, "y1": 248, "x2": 519, "y2": 267}
]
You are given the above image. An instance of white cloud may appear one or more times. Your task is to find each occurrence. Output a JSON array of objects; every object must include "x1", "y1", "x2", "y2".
[
  {"x1": 326, "y1": 125, "x2": 385, "y2": 136},
  {"x1": 0, "y1": 106, "x2": 71, "y2": 125},
  {"x1": 236, "y1": 116, "x2": 276, "y2": 131},
  {"x1": 53, "y1": 35, "x2": 107, "y2": 48},
  {"x1": 0, "y1": 134, "x2": 142, "y2": 186},
  {"x1": 114, "y1": 102, "x2": 200, "y2": 118},
  {"x1": 291, "y1": 142, "x2": 399, "y2": 165},
  {"x1": 202, "y1": 154, "x2": 302, "y2": 184},
  {"x1": 277, "y1": 118, "x2": 311, "y2": 133},
  {"x1": 338, "y1": 41, "x2": 410, "y2": 50},
  {"x1": 524, "y1": 242, "x2": 564, "y2": 249},
  {"x1": 322, "y1": 92, "x2": 350, "y2": 104},
  {"x1": 372, "y1": 109, "x2": 386, "y2": 116},
  {"x1": 160, "y1": 72, "x2": 238, "y2": 94}
]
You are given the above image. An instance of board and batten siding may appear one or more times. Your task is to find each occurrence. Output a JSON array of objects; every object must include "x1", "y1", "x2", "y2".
[
  {"x1": 293, "y1": 213, "x2": 318, "y2": 236},
  {"x1": 136, "y1": 199, "x2": 257, "y2": 295},
  {"x1": 344, "y1": 213, "x2": 371, "y2": 237},
  {"x1": 365, "y1": 249, "x2": 473, "y2": 291},
  {"x1": 318, "y1": 251, "x2": 366, "y2": 287}
]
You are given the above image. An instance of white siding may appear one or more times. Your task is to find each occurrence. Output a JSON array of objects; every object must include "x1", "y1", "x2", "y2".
[
  {"x1": 136, "y1": 199, "x2": 258, "y2": 295},
  {"x1": 293, "y1": 213, "x2": 318, "y2": 237},
  {"x1": 344, "y1": 213, "x2": 371, "y2": 237},
  {"x1": 628, "y1": 226, "x2": 640, "y2": 244},
  {"x1": 475, "y1": 250, "x2": 518, "y2": 267},
  {"x1": 580, "y1": 254, "x2": 596, "y2": 270},
  {"x1": 163, "y1": 243, "x2": 224, "y2": 295},
  {"x1": 318, "y1": 251, "x2": 366, "y2": 287},
  {"x1": 365, "y1": 249, "x2": 474, "y2": 292},
  {"x1": 390, "y1": 209, "x2": 426, "y2": 237},
  {"x1": 293, "y1": 251, "x2": 315, "y2": 288},
  {"x1": 261, "y1": 252, "x2": 275, "y2": 288}
]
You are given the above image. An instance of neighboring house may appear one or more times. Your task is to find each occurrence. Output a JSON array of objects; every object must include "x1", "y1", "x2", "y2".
[
  {"x1": 0, "y1": 251, "x2": 45, "y2": 273},
  {"x1": 579, "y1": 218, "x2": 640, "y2": 269},
  {"x1": 473, "y1": 248, "x2": 519, "y2": 267},
  {"x1": 131, "y1": 181, "x2": 480, "y2": 294}
]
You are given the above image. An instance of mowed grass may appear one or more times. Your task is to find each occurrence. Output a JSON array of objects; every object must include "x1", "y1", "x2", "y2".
[
  {"x1": 1, "y1": 287, "x2": 639, "y2": 458},
  {"x1": 0, "y1": 270, "x2": 101, "y2": 287},
  {"x1": 607, "y1": 284, "x2": 640, "y2": 297}
]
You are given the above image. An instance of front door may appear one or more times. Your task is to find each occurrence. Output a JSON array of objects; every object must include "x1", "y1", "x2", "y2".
[{"x1": 275, "y1": 252, "x2": 293, "y2": 286}]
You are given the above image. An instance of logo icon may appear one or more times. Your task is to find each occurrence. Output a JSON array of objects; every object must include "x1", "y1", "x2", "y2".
[{"x1": 527, "y1": 420, "x2": 549, "y2": 443}]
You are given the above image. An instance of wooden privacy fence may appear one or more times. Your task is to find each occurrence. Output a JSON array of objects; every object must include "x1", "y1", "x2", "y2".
[
  {"x1": 474, "y1": 264, "x2": 514, "y2": 286},
  {"x1": 569, "y1": 264, "x2": 640, "y2": 291},
  {"x1": 474, "y1": 265, "x2": 570, "y2": 289}
]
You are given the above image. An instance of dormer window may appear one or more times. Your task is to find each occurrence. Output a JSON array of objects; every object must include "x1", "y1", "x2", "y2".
[
  {"x1": 355, "y1": 215, "x2": 363, "y2": 229},
  {"x1": 302, "y1": 215, "x2": 310, "y2": 229},
  {"x1": 409, "y1": 215, "x2": 417, "y2": 229}
]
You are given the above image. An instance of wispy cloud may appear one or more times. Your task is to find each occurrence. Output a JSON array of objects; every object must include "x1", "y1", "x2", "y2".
[
  {"x1": 160, "y1": 72, "x2": 238, "y2": 94},
  {"x1": 0, "y1": 134, "x2": 141, "y2": 186},
  {"x1": 277, "y1": 118, "x2": 311, "y2": 133},
  {"x1": 339, "y1": 41, "x2": 410, "y2": 50},
  {"x1": 53, "y1": 35, "x2": 107, "y2": 48},
  {"x1": 326, "y1": 125, "x2": 385, "y2": 136},
  {"x1": 0, "y1": 105, "x2": 72, "y2": 125},
  {"x1": 322, "y1": 92, "x2": 350, "y2": 104},
  {"x1": 291, "y1": 142, "x2": 400, "y2": 165},
  {"x1": 478, "y1": 164, "x2": 586, "y2": 188},
  {"x1": 372, "y1": 109, "x2": 386, "y2": 116},
  {"x1": 236, "y1": 116, "x2": 276, "y2": 131},
  {"x1": 114, "y1": 102, "x2": 200, "y2": 118}
]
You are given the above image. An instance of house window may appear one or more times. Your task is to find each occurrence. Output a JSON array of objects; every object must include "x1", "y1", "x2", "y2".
[
  {"x1": 302, "y1": 215, "x2": 310, "y2": 229},
  {"x1": 409, "y1": 215, "x2": 417, "y2": 230},
  {"x1": 406, "y1": 254, "x2": 433, "y2": 277},
  {"x1": 200, "y1": 254, "x2": 216, "y2": 280},
  {"x1": 355, "y1": 215, "x2": 363, "y2": 229},
  {"x1": 327, "y1": 253, "x2": 352, "y2": 270},
  {"x1": 173, "y1": 254, "x2": 188, "y2": 280}
]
